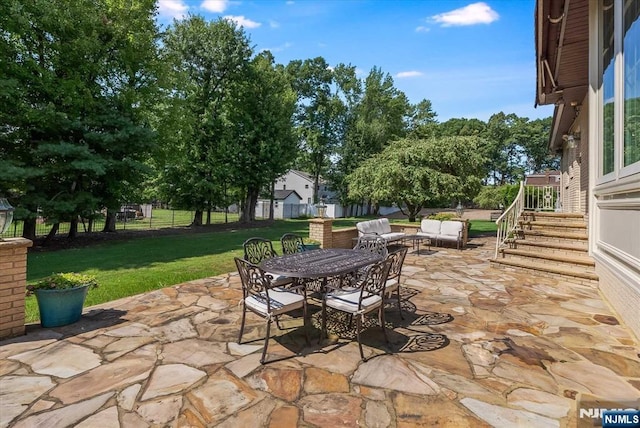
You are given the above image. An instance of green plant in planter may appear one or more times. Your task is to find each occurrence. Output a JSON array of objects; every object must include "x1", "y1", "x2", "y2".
[
  {"x1": 27, "y1": 273, "x2": 98, "y2": 328},
  {"x1": 303, "y1": 239, "x2": 321, "y2": 250}
]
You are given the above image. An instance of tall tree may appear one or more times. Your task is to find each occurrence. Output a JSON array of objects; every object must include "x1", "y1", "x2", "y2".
[
  {"x1": 348, "y1": 136, "x2": 486, "y2": 221},
  {"x1": 334, "y1": 66, "x2": 412, "y2": 214},
  {"x1": 227, "y1": 52, "x2": 298, "y2": 223},
  {"x1": 0, "y1": 0, "x2": 159, "y2": 240},
  {"x1": 159, "y1": 16, "x2": 252, "y2": 225},
  {"x1": 286, "y1": 57, "x2": 340, "y2": 203}
]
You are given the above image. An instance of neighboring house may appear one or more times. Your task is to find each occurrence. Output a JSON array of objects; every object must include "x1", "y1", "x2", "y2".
[
  {"x1": 535, "y1": 0, "x2": 640, "y2": 339},
  {"x1": 274, "y1": 170, "x2": 337, "y2": 205},
  {"x1": 256, "y1": 190, "x2": 302, "y2": 219},
  {"x1": 524, "y1": 170, "x2": 561, "y2": 186}
]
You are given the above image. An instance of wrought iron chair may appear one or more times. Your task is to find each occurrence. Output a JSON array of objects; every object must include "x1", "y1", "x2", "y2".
[
  {"x1": 235, "y1": 257, "x2": 309, "y2": 364},
  {"x1": 243, "y1": 237, "x2": 278, "y2": 264},
  {"x1": 384, "y1": 246, "x2": 408, "y2": 319},
  {"x1": 242, "y1": 237, "x2": 292, "y2": 287},
  {"x1": 353, "y1": 234, "x2": 389, "y2": 258},
  {"x1": 280, "y1": 233, "x2": 306, "y2": 255},
  {"x1": 321, "y1": 257, "x2": 393, "y2": 361}
]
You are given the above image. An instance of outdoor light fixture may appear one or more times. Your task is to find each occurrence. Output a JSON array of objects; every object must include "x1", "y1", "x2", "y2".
[
  {"x1": 455, "y1": 201, "x2": 464, "y2": 218},
  {"x1": 315, "y1": 199, "x2": 327, "y2": 218},
  {"x1": 563, "y1": 132, "x2": 580, "y2": 149},
  {"x1": 0, "y1": 198, "x2": 15, "y2": 240}
]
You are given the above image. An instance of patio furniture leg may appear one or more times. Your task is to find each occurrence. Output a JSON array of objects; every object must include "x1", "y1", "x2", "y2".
[
  {"x1": 320, "y1": 299, "x2": 327, "y2": 343},
  {"x1": 356, "y1": 316, "x2": 365, "y2": 361},
  {"x1": 260, "y1": 318, "x2": 271, "y2": 364},
  {"x1": 379, "y1": 307, "x2": 389, "y2": 344},
  {"x1": 238, "y1": 304, "x2": 246, "y2": 344},
  {"x1": 274, "y1": 315, "x2": 284, "y2": 330},
  {"x1": 396, "y1": 287, "x2": 404, "y2": 320},
  {"x1": 302, "y1": 301, "x2": 310, "y2": 346}
]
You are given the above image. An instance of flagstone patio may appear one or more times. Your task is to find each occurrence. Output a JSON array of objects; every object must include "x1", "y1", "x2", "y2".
[{"x1": 1, "y1": 236, "x2": 639, "y2": 427}]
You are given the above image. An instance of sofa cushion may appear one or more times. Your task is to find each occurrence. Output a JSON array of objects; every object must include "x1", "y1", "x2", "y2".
[
  {"x1": 420, "y1": 219, "x2": 441, "y2": 235},
  {"x1": 356, "y1": 221, "x2": 373, "y2": 235},
  {"x1": 378, "y1": 218, "x2": 392, "y2": 234},
  {"x1": 440, "y1": 220, "x2": 463, "y2": 238},
  {"x1": 357, "y1": 218, "x2": 395, "y2": 236},
  {"x1": 381, "y1": 232, "x2": 405, "y2": 242}
]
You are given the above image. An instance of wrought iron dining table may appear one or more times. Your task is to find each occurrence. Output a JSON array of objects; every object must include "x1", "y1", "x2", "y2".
[{"x1": 259, "y1": 248, "x2": 382, "y2": 279}]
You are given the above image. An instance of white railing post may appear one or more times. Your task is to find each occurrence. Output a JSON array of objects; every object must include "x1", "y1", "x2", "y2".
[{"x1": 495, "y1": 181, "x2": 525, "y2": 258}]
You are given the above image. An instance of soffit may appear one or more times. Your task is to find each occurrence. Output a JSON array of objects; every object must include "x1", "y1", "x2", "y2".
[{"x1": 535, "y1": 0, "x2": 589, "y2": 151}]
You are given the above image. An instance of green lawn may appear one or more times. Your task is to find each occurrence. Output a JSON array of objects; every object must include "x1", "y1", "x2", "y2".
[{"x1": 25, "y1": 217, "x2": 496, "y2": 322}]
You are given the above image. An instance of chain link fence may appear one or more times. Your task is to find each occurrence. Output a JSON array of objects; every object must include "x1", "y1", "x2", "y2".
[{"x1": 0, "y1": 207, "x2": 239, "y2": 239}]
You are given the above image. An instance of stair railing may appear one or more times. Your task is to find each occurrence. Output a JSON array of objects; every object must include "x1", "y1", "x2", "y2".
[{"x1": 495, "y1": 181, "x2": 525, "y2": 258}]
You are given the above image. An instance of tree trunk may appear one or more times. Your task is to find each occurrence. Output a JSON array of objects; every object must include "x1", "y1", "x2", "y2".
[
  {"x1": 68, "y1": 217, "x2": 78, "y2": 239},
  {"x1": 206, "y1": 207, "x2": 211, "y2": 225},
  {"x1": 268, "y1": 182, "x2": 275, "y2": 221},
  {"x1": 240, "y1": 189, "x2": 258, "y2": 223},
  {"x1": 42, "y1": 223, "x2": 59, "y2": 246},
  {"x1": 22, "y1": 218, "x2": 36, "y2": 240},
  {"x1": 192, "y1": 210, "x2": 203, "y2": 226},
  {"x1": 103, "y1": 210, "x2": 117, "y2": 232}
]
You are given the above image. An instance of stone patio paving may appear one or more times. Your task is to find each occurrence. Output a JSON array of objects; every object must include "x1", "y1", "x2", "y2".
[{"x1": 1, "y1": 236, "x2": 639, "y2": 427}]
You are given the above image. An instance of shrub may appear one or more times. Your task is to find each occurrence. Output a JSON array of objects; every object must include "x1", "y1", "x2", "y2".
[
  {"x1": 428, "y1": 212, "x2": 456, "y2": 221},
  {"x1": 26, "y1": 273, "x2": 99, "y2": 295}
]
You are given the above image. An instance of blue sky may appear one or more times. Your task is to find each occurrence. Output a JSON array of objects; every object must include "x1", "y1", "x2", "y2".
[{"x1": 156, "y1": 0, "x2": 554, "y2": 123}]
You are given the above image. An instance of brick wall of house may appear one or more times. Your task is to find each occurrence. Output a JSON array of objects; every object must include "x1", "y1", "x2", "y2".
[{"x1": 0, "y1": 238, "x2": 32, "y2": 339}]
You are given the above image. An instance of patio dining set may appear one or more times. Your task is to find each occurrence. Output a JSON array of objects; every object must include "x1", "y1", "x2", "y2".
[{"x1": 236, "y1": 234, "x2": 409, "y2": 364}]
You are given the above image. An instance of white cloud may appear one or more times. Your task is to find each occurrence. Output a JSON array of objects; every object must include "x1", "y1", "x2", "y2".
[
  {"x1": 431, "y1": 2, "x2": 499, "y2": 27},
  {"x1": 157, "y1": 0, "x2": 188, "y2": 19},
  {"x1": 269, "y1": 20, "x2": 280, "y2": 28},
  {"x1": 396, "y1": 71, "x2": 424, "y2": 78},
  {"x1": 201, "y1": 0, "x2": 229, "y2": 13},
  {"x1": 261, "y1": 42, "x2": 292, "y2": 53},
  {"x1": 223, "y1": 15, "x2": 261, "y2": 28},
  {"x1": 415, "y1": 26, "x2": 430, "y2": 32}
]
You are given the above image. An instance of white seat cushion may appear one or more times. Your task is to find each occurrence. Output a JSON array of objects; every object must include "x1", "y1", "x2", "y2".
[
  {"x1": 384, "y1": 278, "x2": 399, "y2": 294},
  {"x1": 245, "y1": 290, "x2": 304, "y2": 316},
  {"x1": 265, "y1": 271, "x2": 292, "y2": 286},
  {"x1": 381, "y1": 232, "x2": 405, "y2": 242},
  {"x1": 415, "y1": 231, "x2": 436, "y2": 239},
  {"x1": 439, "y1": 220, "x2": 463, "y2": 238},
  {"x1": 325, "y1": 289, "x2": 382, "y2": 314},
  {"x1": 420, "y1": 219, "x2": 441, "y2": 235}
]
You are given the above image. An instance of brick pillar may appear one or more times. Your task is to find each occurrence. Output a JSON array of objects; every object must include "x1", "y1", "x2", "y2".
[
  {"x1": 0, "y1": 238, "x2": 32, "y2": 339},
  {"x1": 309, "y1": 218, "x2": 334, "y2": 249}
]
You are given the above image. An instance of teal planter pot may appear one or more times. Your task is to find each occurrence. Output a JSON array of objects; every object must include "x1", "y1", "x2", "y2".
[
  {"x1": 34, "y1": 285, "x2": 89, "y2": 328},
  {"x1": 304, "y1": 243, "x2": 321, "y2": 250}
]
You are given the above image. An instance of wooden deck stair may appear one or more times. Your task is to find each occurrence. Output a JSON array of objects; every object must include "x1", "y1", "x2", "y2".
[{"x1": 491, "y1": 211, "x2": 598, "y2": 284}]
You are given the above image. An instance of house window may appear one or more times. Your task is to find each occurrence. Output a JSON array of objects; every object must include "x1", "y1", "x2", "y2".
[
  {"x1": 599, "y1": 0, "x2": 640, "y2": 179},
  {"x1": 624, "y1": 0, "x2": 640, "y2": 166},
  {"x1": 602, "y1": 0, "x2": 615, "y2": 176},
  {"x1": 283, "y1": 185, "x2": 286, "y2": 190},
  {"x1": 305, "y1": 184, "x2": 309, "y2": 189},
  {"x1": 307, "y1": 198, "x2": 311, "y2": 204}
]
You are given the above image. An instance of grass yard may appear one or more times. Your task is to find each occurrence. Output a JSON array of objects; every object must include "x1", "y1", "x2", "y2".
[{"x1": 25, "y1": 217, "x2": 496, "y2": 322}]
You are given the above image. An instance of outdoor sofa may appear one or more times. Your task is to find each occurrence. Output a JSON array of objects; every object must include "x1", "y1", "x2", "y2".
[
  {"x1": 355, "y1": 218, "x2": 406, "y2": 243},
  {"x1": 415, "y1": 219, "x2": 465, "y2": 250}
]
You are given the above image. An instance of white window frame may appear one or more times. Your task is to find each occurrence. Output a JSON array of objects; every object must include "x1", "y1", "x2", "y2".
[{"x1": 596, "y1": 0, "x2": 640, "y2": 186}]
